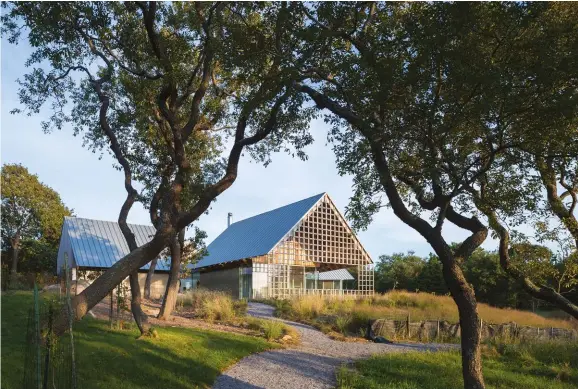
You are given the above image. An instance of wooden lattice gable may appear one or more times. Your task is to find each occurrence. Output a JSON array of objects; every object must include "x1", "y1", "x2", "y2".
[{"x1": 266, "y1": 193, "x2": 373, "y2": 266}]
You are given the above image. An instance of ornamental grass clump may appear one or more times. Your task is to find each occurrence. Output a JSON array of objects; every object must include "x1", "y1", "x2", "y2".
[
  {"x1": 262, "y1": 320, "x2": 284, "y2": 341},
  {"x1": 177, "y1": 289, "x2": 236, "y2": 321},
  {"x1": 335, "y1": 315, "x2": 352, "y2": 335},
  {"x1": 201, "y1": 294, "x2": 235, "y2": 321},
  {"x1": 291, "y1": 295, "x2": 326, "y2": 319}
]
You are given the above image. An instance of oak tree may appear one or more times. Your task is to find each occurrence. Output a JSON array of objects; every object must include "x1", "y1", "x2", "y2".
[
  {"x1": 292, "y1": 3, "x2": 577, "y2": 388},
  {"x1": 3, "y1": 1, "x2": 313, "y2": 334}
]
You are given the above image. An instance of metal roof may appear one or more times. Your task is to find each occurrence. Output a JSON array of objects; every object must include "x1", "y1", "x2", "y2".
[
  {"x1": 63, "y1": 216, "x2": 170, "y2": 271},
  {"x1": 194, "y1": 193, "x2": 326, "y2": 269},
  {"x1": 306, "y1": 269, "x2": 355, "y2": 281}
]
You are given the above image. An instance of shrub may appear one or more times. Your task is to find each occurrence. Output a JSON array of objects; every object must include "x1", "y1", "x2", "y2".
[
  {"x1": 177, "y1": 289, "x2": 237, "y2": 321},
  {"x1": 233, "y1": 299, "x2": 248, "y2": 316},
  {"x1": 246, "y1": 317, "x2": 294, "y2": 342},
  {"x1": 335, "y1": 315, "x2": 352, "y2": 335},
  {"x1": 262, "y1": 320, "x2": 284, "y2": 341},
  {"x1": 273, "y1": 299, "x2": 292, "y2": 317},
  {"x1": 201, "y1": 295, "x2": 234, "y2": 321}
]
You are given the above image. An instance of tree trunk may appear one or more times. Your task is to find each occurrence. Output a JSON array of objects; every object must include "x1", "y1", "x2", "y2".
[
  {"x1": 10, "y1": 233, "x2": 20, "y2": 275},
  {"x1": 157, "y1": 229, "x2": 184, "y2": 320},
  {"x1": 483, "y1": 205, "x2": 578, "y2": 319},
  {"x1": 536, "y1": 157, "x2": 578, "y2": 247},
  {"x1": 442, "y1": 258, "x2": 485, "y2": 389},
  {"x1": 129, "y1": 271, "x2": 150, "y2": 335},
  {"x1": 367, "y1": 138, "x2": 487, "y2": 389},
  {"x1": 52, "y1": 229, "x2": 172, "y2": 335},
  {"x1": 144, "y1": 258, "x2": 158, "y2": 299},
  {"x1": 515, "y1": 280, "x2": 578, "y2": 319}
]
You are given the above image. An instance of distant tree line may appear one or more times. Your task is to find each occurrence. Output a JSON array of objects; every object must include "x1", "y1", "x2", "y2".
[
  {"x1": 376, "y1": 246, "x2": 578, "y2": 312},
  {"x1": 1, "y1": 163, "x2": 72, "y2": 288}
]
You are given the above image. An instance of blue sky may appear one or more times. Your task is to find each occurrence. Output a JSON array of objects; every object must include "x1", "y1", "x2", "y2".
[{"x1": 1, "y1": 36, "x2": 493, "y2": 261}]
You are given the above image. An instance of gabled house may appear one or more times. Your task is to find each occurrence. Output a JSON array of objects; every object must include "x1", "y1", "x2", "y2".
[
  {"x1": 57, "y1": 216, "x2": 171, "y2": 298},
  {"x1": 193, "y1": 193, "x2": 374, "y2": 299}
]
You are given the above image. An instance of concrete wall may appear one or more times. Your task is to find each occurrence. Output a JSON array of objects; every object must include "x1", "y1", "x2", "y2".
[
  {"x1": 199, "y1": 267, "x2": 240, "y2": 298},
  {"x1": 74, "y1": 270, "x2": 168, "y2": 299},
  {"x1": 137, "y1": 272, "x2": 168, "y2": 299}
]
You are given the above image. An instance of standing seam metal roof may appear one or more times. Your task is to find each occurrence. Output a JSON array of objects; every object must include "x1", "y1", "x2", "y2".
[
  {"x1": 194, "y1": 193, "x2": 326, "y2": 269},
  {"x1": 63, "y1": 216, "x2": 170, "y2": 271},
  {"x1": 306, "y1": 269, "x2": 355, "y2": 281}
]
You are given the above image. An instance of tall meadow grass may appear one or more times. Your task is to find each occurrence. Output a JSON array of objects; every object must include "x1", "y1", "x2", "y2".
[
  {"x1": 177, "y1": 289, "x2": 246, "y2": 321},
  {"x1": 275, "y1": 290, "x2": 577, "y2": 332}
]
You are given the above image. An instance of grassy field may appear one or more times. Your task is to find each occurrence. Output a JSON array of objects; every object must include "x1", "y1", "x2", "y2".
[
  {"x1": 1, "y1": 291, "x2": 274, "y2": 389},
  {"x1": 270, "y1": 291, "x2": 577, "y2": 337},
  {"x1": 337, "y1": 341, "x2": 578, "y2": 389}
]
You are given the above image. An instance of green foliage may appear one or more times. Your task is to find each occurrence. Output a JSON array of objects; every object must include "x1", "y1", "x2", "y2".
[
  {"x1": 336, "y1": 341, "x2": 578, "y2": 389},
  {"x1": 296, "y1": 2, "x2": 578, "y2": 233},
  {"x1": 1, "y1": 164, "x2": 72, "y2": 275},
  {"x1": 1, "y1": 291, "x2": 273, "y2": 389},
  {"x1": 245, "y1": 317, "x2": 295, "y2": 342},
  {"x1": 261, "y1": 320, "x2": 284, "y2": 342},
  {"x1": 374, "y1": 247, "x2": 578, "y2": 310},
  {"x1": 375, "y1": 251, "x2": 424, "y2": 292},
  {"x1": 334, "y1": 315, "x2": 352, "y2": 335},
  {"x1": 2, "y1": 3, "x2": 315, "y2": 219},
  {"x1": 416, "y1": 255, "x2": 447, "y2": 295},
  {"x1": 292, "y1": 2, "x2": 578, "y2": 319},
  {"x1": 1, "y1": 164, "x2": 72, "y2": 245},
  {"x1": 463, "y1": 249, "x2": 521, "y2": 308}
]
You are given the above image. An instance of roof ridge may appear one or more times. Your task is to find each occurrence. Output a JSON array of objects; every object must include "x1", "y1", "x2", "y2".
[
  {"x1": 65, "y1": 215, "x2": 154, "y2": 229},
  {"x1": 194, "y1": 192, "x2": 328, "y2": 269},
  {"x1": 230, "y1": 192, "x2": 326, "y2": 227}
]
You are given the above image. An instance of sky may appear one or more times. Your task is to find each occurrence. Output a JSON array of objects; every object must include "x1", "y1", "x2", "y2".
[{"x1": 1, "y1": 36, "x2": 497, "y2": 261}]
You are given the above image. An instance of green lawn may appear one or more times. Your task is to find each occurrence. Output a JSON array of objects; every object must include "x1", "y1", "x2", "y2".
[
  {"x1": 337, "y1": 342, "x2": 578, "y2": 389},
  {"x1": 1, "y1": 291, "x2": 274, "y2": 389}
]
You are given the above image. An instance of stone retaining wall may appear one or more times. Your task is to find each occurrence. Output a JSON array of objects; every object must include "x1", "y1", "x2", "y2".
[{"x1": 371, "y1": 318, "x2": 577, "y2": 342}]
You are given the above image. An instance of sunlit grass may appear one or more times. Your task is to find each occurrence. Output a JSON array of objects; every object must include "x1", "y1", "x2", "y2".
[
  {"x1": 1, "y1": 291, "x2": 273, "y2": 389},
  {"x1": 336, "y1": 341, "x2": 578, "y2": 389},
  {"x1": 271, "y1": 291, "x2": 577, "y2": 334}
]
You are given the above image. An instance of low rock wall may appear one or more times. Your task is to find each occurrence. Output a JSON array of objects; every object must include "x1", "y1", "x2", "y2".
[{"x1": 371, "y1": 318, "x2": 577, "y2": 342}]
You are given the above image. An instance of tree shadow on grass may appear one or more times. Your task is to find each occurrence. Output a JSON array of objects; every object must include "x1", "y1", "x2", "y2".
[
  {"x1": 74, "y1": 318, "x2": 272, "y2": 389},
  {"x1": 355, "y1": 352, "x2": 577, "y2": 389}
]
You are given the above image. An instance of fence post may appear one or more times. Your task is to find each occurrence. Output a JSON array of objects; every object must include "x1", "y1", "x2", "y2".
[
  {"x1": 436, "y1": 319, "x2": 440, "y2": 341},
  {"x1": 34, "y1": 283, "x2": 41, "y2": 389},
  {"x1": 406, "y1": 313, "x2": 410, "y2": 338},
  {"x1": 64, "y1": 256, "x2": 77, "y2": 389},
  {"x1": 109, "y1": 292, "x2": 114, "y2": 329},
  {"x1": 42, "y1": 304, "x2": 53, "y2": 389}
]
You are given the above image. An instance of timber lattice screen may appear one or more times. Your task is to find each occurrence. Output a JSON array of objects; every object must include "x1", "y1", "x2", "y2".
[{"x1": 253, "y1": 194, "x2": 374, "y2": 298}]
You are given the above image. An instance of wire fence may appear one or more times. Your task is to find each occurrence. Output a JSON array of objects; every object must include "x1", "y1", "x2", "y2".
[{"x1": 22, "y1": 284, "x2": 77, "y2": 389}]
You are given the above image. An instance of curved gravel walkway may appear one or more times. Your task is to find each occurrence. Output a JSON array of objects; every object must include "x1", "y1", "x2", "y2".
[{"x1": 212, "y1": 302, "x2": 452, "y2": 389}]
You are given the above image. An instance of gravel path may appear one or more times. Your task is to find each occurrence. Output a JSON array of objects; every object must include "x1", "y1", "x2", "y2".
[{"x1": 212, "y1": 302, "x2": 452, "y2": 389}]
